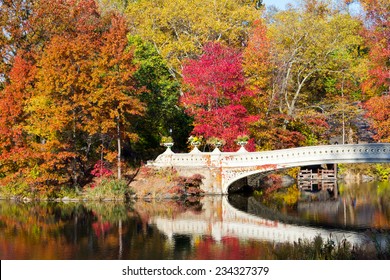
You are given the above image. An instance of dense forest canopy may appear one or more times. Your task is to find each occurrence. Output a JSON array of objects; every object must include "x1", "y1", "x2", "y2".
[{"x1": 0, "y1": 0, "x2": 389, "y2": 190}]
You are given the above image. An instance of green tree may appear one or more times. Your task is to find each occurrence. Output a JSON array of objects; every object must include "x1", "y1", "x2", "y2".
[{"x1": 128, "y1": 36, "x2": 191, "y2": 156}]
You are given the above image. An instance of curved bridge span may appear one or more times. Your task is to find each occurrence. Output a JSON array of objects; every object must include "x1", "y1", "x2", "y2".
[{"x1": 149, "y1": 143, "x2": 390, "y2": 194}]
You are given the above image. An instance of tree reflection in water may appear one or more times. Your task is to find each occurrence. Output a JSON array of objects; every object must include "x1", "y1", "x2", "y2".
[{"x1": 1, "y1": 188, "x2": 390, "y2": 259}]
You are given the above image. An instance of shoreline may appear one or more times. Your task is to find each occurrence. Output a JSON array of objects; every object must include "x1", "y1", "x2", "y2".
[{"x1": 1, "y1": 163, "x2": 389, "y2": 202}]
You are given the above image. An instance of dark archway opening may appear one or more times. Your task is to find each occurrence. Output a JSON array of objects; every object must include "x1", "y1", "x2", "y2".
[{"x1": 227, "y1": 177, "x2": 255, "y2": 194}]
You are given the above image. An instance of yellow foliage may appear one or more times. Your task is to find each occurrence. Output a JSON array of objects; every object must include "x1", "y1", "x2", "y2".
[
  {"x1": 286, "y1": 167, "x2": 301, "y2": 179},
  {"x1": 126, "y1": 0, "x2": 261, "y2": 76},
  {"x1": 104, "y1": 151, "x2": 118, "y2": 163},
  {"x1": 272, "y1": 185, "x2": 300, "y2": 206}
]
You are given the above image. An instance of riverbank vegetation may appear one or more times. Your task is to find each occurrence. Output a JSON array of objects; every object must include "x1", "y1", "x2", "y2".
[
  {"x1": 338, "y1": 163, "x2": 390, "y2": 181},
  {"x1": 0, "y1": 165, "x2": 207, "y2": 201},
  {"x1": 1, "y1": 0, "x2": 389, "y2": 196},
  {"x1": 272, "y1": 234, "x2": 390, "y2": 260}
]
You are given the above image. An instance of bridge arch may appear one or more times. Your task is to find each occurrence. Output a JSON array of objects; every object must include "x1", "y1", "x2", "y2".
[{"x1": 222, "y1": 143, "x2": 390, "y2": 193}]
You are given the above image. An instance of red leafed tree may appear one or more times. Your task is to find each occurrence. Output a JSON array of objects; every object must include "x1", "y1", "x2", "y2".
[
  {"x1": 365, "y1": 95, "x2": 390, "y2": 142},
  {"x1": 181, "y1": 43, "x2": 257, "y2": 151},
  {"x1": 360, "y1": 0, "x2": 390, "y2": 96},
  {"x1": 0, "y1": 55, "x2": 35, "y2": 184},
  {"x1": 359, "y1": 0, "x2": 389, "y2": 143}
]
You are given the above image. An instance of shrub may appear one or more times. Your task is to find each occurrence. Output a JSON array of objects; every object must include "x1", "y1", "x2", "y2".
[
  {"x1": 170, "y1": 174, "x2": 205, "y2": 197},
  {"x1": 84, "y1": 178, "x2": 134, "y2": 201},
  {"x1": 160, "y1": 136, "x2": 173, "y2": 144},
  {"x1": 0, "y1": 181, "x2": 31, "y2": 199},
  {"x1": 90, "y1": 160, "x2": 114, "y2": 178},
  {"x1": 375, "y1": 164, "x2": 390, "y2": 181},
  {"x1": 235, "y1": 134, "x2": 249, "y2": 143},
  {"x1": 0, "y1": 181, "x2": 58, "y2": 200},
  {"x1": 57, "y1": 187, "x2": 79, "y2": 199}
]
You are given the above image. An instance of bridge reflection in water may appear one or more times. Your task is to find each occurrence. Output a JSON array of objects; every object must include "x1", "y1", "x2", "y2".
[{"x1": 148, "y1": 195, "x2": 382, "y2": 248}]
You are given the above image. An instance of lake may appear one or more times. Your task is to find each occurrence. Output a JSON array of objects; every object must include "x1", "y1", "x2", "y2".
[{"x1": 1, "y1": 181, "x2": 390, "y2": 259}]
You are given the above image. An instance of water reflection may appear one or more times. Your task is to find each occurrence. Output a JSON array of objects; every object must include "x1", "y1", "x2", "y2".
[
  {"x1": 0, "y1": 182, "x2": 390, "y2": 260},
  {"x1": 295, "y1": 180, "x2": 390, "y2": 230},
  {"x1": 0, "y1": 201, "x2": 167, "y2": 259}
]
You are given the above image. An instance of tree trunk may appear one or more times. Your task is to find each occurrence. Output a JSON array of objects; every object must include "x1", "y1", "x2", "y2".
[
  {"x1": 118, "y1": 219, "x2": 123, "y2": 260},
  {"x1": 117, "y1": 117, "x2": 122, "y2": 180},
  {"x1": 72, "y1": 109, "x2": 79, "y2": 192}
]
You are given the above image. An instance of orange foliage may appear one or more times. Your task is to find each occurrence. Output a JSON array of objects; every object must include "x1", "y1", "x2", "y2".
[
  {"x1": 0, "y1": 1, "x2": 144, "y2": 189},
  {"x1": 360, "y1": 0, "x2": 390, "y2": 96},
  {"x1": 365, "y1": 95, "x2": 390, "y2": 142},
  {"x1": 242, "y1": 19, "x2": 271, "y2": 92}
]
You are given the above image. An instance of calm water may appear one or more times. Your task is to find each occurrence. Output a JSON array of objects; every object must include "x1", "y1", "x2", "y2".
[{"x1": 1, "y1": 181, "x2": 390, "y2": 260}]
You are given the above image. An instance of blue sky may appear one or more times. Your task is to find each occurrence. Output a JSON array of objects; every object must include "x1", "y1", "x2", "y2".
[
  {"x1": 262, "y1": 0, "x2": 293, "y2": 10},
  {"x1": 262, "y1": 0, "x2": 362, "y2": 14}
]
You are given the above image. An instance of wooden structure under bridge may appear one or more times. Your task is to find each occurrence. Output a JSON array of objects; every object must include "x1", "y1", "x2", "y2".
[
  {"x1": 298, "y1": 167, "x2": 338, "y2": 196},
  {"x1": 298, "y1": 168, "x2": 336, "y2": 180}
]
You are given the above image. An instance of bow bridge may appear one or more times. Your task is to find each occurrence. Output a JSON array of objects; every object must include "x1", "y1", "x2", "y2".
[{"x1": 149, "y1": 143, "x2": 390, "y2": 194}]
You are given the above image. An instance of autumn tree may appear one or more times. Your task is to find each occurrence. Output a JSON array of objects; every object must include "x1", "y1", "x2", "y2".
[
  {"x1": 96, "y1": 0, "x2": 129, "y2": 14},
  {"x1": 359, "y1": 0, "x2": 390, "y2": 97},
  {"x1": 0, "y1": 0, "x2": 56, "y2": 187},
  {"x1": 358, "y1": 0, "x2": 389, "y2": 143},
  {"x1": 89, "y1": 15, "x2": 144, "y2": 179},
  {"x1": 0, "y1": 0, "x2": 96, "y2": 81},
  {"x1": 242, "y1": 19, "x2": 271, "y2": 95},
  {"x1": 125, "y1": 0, "x2": 261, "y2": 79},
  {"x1": 0, "y1": 0, "x2": 34, "y2": 83},
  {"x1": 268, "y1": 0, "x2": 363, "y2": 116},
  {"x1": 1, "y1": 0, "x2": 145, "y2": 189},
  {"x1": 0, "y1": 56, "x2": 35, "y2": 185},
  {"x1": 365, "y1": 95, "x2": 390, "y2": 142},
  {"x1": 248, "y1": 0, "x2": 364, "y2": 149},
  {"x1": 23, "y1": 0, "x2": 106, "y2": 188},
  {"x1": 181, "y1": 43, "x2": 257, "y2": 151}
]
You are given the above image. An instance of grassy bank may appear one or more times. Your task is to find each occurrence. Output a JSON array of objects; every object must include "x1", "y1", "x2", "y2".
[
  {"x1": 0, "y1": 166, "x2": 204, "y2": 201},
  {"x1": 338, "y1": 163, "x2": 390, "y2": 182},
  {"x1": 0, "y1": 178, "x2": 134, "y2": 202}
]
